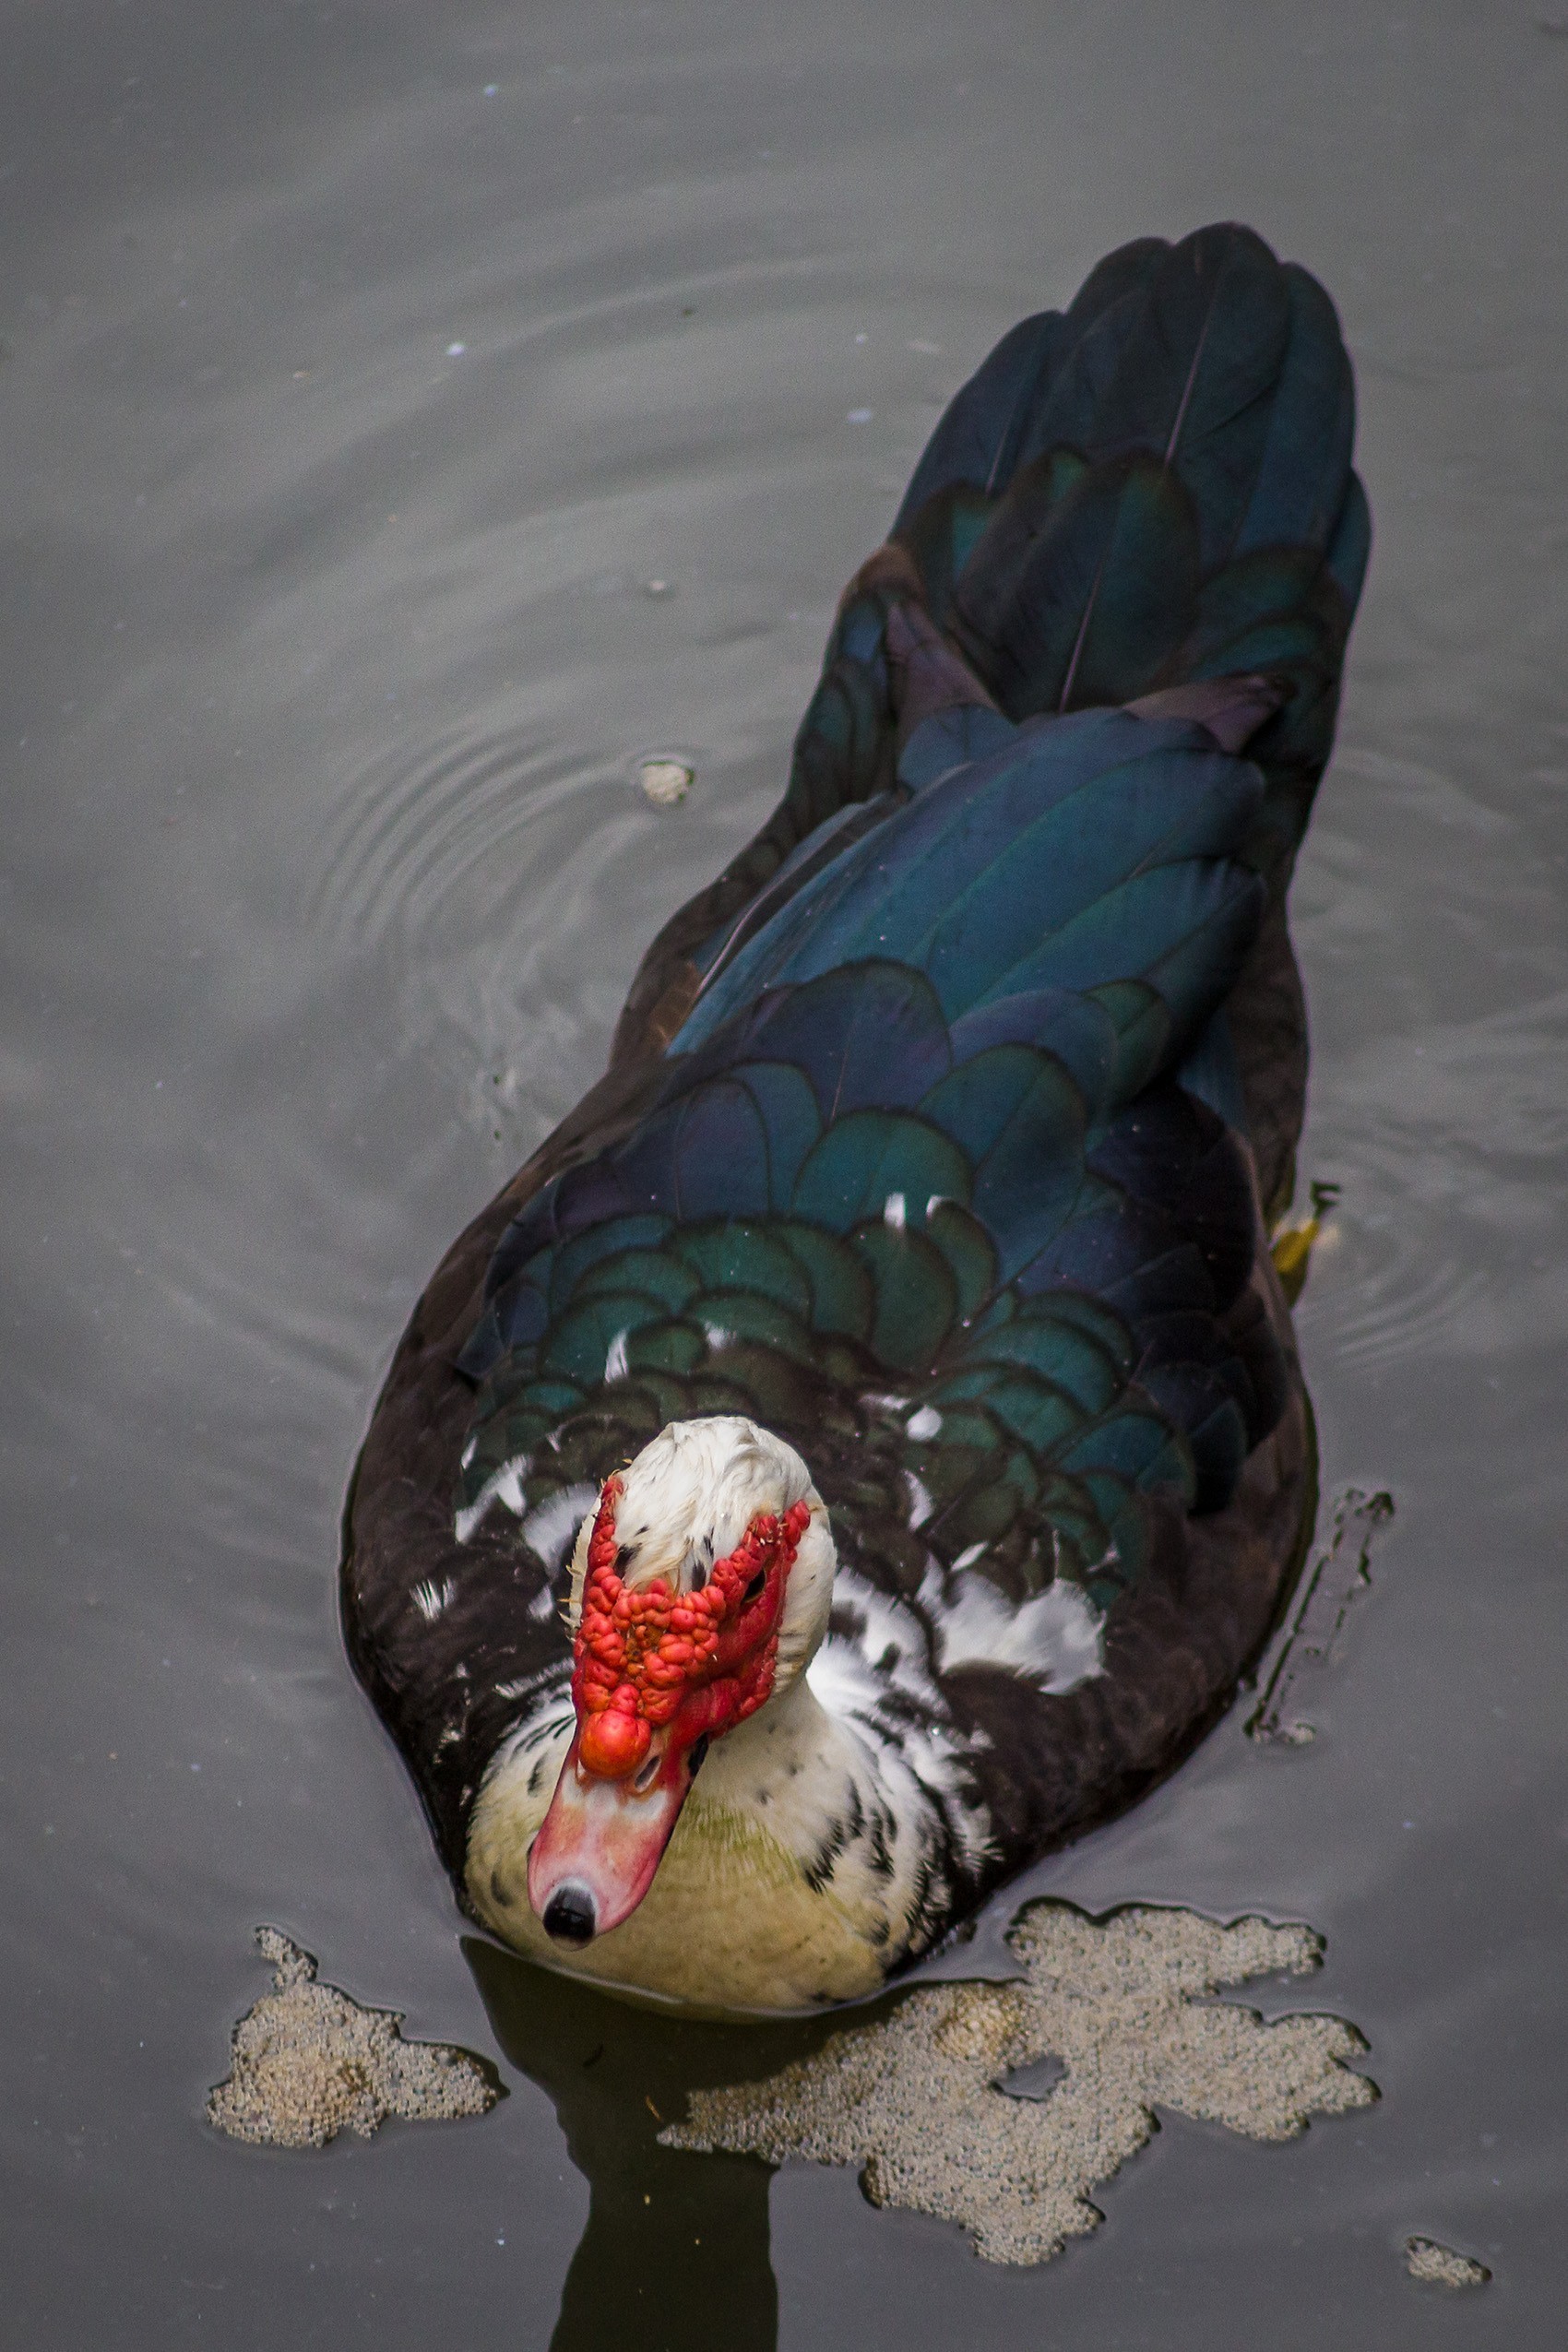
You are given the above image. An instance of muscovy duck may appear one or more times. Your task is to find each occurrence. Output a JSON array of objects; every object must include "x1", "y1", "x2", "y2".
[{"x1": 343, "y1": 223, "x2": 1369, "y2": 2015}]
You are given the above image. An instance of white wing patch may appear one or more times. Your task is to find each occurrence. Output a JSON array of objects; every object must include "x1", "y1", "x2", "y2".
[
  {"x1": 410, "y1": 1577, "x2": 455, "y2": 1622},
  {"x1": 493, "y1": 1660, "x2": 573, "y2": 1709},
  {"x1": 903, "y1": 1470, "x2": 934, "y2": 1530},
  {"x1": 520, "y1": 1484, "x2": 599, "y2": 1578},
  {"x1": 453, "y1": 1463, "x2": 597, "y2": 1583},
  {"x1": 921, "y1": 1562, "x2": 1105, "y2": 1692},
  {"x1": 454, "y1": 1453, "x2": 530, "y2": 1544},
  {"x1": 813, "y1": 1567, "x2": 944, "y2": 1710}
]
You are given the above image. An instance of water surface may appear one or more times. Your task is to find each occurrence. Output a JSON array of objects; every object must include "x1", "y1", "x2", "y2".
[{"x1": 3, "y1": 1, "x2": 1565, "y2": 2342}]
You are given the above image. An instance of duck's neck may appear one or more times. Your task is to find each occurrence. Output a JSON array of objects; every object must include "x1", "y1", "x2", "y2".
[{"x1": 466, "y1": 1651, "x2": 982, "y2": 2015}]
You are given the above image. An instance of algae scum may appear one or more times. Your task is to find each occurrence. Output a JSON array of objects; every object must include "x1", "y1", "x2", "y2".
[
  {"x1": 213, "y1": 1903, "x2": 1374, "y2": 2270},
  {"x1": 666, "y1": 1899, "x2": 1375, "y2": 2264},
  {"x1": 208, "y1": 1930, "x2": 499, "y2": 2151}
]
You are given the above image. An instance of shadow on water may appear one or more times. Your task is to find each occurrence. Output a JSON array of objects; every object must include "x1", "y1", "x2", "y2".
[{"x1": 465, "y1": 1937, "x2": 860, "y2": 2352}]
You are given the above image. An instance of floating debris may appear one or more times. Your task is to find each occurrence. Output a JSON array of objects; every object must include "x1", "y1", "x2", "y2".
[
  {"x1": 638, "y1": 756, "x2": 694, "y2": 807},
  {"x1": 1248, "y1": 1487, "x2": 1395, "y2": 1745},
  {"x1": 208, "y1": 1928, "x2": 499, "y2": 2150},
  {"x1": 663, "y1": 1900, "x2": 1374, "y2": 2264},
  {"x1": 1405, "y1": 2236, "x2": 1491, "y2": 2288}
]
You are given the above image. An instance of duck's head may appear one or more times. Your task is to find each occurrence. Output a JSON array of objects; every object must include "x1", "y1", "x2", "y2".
[{"x1": 527, "y1": 1417, "x2": 835, "y2": 1948}]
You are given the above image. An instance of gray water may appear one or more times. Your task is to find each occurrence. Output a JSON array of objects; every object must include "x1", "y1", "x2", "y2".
[{"x1": 4, "y1": 1, "x2": 1566, "y2": 2342}]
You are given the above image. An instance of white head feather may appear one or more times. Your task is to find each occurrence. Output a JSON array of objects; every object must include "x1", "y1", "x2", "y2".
[{"x1": 564, "y1": 1417, "x2": 837, "y2": 1703}]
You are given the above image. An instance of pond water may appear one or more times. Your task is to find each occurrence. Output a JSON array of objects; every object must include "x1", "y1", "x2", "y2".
[{"x1": 4, "y1": 1, "x2": 1565, "y2": 2343}]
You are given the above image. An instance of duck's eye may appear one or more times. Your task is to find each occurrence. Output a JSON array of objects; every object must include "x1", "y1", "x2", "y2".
[{"x1": 742, "y1": 1571, "x2": 766, "y2": 1605}]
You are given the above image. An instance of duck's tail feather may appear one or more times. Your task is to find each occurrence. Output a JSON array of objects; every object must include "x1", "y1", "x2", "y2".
[
  {"x1": 611, "y1": 230, "x2": 1368, "y2": 1078},
  {"x1": 894, "y1": 223, "x2": 1370, "y2": 888}
]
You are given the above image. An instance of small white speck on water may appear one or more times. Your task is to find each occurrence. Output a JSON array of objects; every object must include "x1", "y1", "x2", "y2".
[
  {"x1": 446, "y1": 341, "x2": 467, "y2": 357},
  {"x1": 638, "y1": 757, "x2": 694, "y2": 808},
  {"x1": 642, "y1": 577, "x2": 674, "y2": 598},
  {"x1": 908, "y1": 339, "x2": 943, "y2": 355},
  {"x1": 482, "y1": 84, "x2": 499, "y2": 95},
  {"x1": 848, "y1": 407, "x2": 873, "y2": 424},
  {"x1": 855, "y1": 333, "x2": 868, "y2": 344}
]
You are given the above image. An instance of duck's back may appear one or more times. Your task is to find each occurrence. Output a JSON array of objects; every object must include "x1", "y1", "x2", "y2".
[{"x1": 343, "y1": 225, "x2": 1368, "y2": 1941}]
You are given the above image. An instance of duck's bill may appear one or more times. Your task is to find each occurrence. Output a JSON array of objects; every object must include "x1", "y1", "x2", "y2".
[{"x1": 527, "y1": 1729, "x2": 688, "y2": 1943}]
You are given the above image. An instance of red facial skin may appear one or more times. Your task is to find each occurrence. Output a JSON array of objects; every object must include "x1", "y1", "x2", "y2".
[{"x1": 527, "y1": 1479, "x2": 813, "y2": 1942}]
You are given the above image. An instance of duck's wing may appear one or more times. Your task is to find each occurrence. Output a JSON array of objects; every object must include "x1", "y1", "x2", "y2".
[
  {"x1": 615, "y1": 225, "x2": 1369, "y2": 1220},
  {"x1": 463, "y1": 701, "x2": 1281, "y2": 1535},
  {"x1": 346, "y1": 700, "x2": 1297, "y2": 1879},
  {"x1": 413, "y1": 705, "x2": 1300, "y2": 1877}
]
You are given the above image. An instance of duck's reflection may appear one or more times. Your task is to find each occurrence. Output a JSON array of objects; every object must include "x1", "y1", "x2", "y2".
[{"x1": 464, "y1": 1938, "x2": 845, "y2": 2352}]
